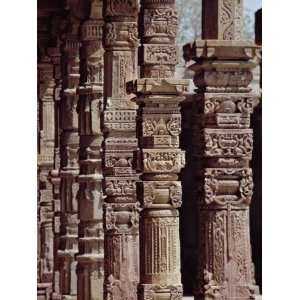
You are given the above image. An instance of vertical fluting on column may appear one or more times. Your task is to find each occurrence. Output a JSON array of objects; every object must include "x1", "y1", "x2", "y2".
[
  {"x1": 76, "y1": 1, "x2": 105, "y2": 300},
  {"x1": 103, "y1": 1, "x2": 140, "y2": 299},
  {"x1": 130, "y1": 0, "x2": 189, "y2": 299},
  {"x1": 58, "y1": 18, "x2": 81, "y2": 300},
  {"x1": 183, "y1": 1, "x2": 261, "y2": 299}
]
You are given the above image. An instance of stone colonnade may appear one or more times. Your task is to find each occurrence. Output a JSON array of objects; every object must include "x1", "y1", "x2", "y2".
[{"x1": 37, "y1": 0, "x2": 261, "y2": 299}]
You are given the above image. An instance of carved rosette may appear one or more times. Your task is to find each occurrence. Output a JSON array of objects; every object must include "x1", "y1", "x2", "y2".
[
  {"x1": 183, "y1": 4, "x2": 261, "y2": 298},
  {"x1": 103, "y1": 1, "x2": 140, "y2": 299},
  {"x1": 76, "y1": 2, "x2": 105, "y2": 300}
]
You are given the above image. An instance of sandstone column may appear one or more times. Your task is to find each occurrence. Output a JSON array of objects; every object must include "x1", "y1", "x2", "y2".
[
  {"x1": 57, "y1": 18, "x2": 81, "y2": 300},
  {"x1": 103, "y1": 1, "x2": 141, "y2": 299},
  {"x1": 38, "y1": 53, "x2": 56, "y2": 296},
  {"x1": 76, "y1": 1, "x2": 105, "y2": 299},
  {"x1": 183, "y1": 1, "x2": 261, "y2": 299},
  {"x1": 130, "y1": 0, "x2": 189, "y2": 299},
  {"x1": 48, "y1": 42, "x2": 64, "y2": 300}
]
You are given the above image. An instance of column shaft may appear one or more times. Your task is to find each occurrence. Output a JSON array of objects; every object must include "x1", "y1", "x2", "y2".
[
  {"x1": 183, "y1": 1, "x2": 261, "y2": 298},
  {"x1": 132, "y1": 0, "x2": 189, "y2": 299},
  {"x1": 58, "y1": 19, "x2": 81, "y2": 300},
  {"x1": 38, "y1": 55, "x2": 56, "y2": 294},
  {"x1": 76, "y1": 1, "x2": 105, "y2": 299},
  {"x1": 103, "y1": 1, "x2": 141, "y2": 299}
]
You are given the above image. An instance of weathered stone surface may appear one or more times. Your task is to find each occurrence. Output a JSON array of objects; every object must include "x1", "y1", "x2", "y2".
[
  {"x1": 202, "y1": 0, "x2": 244, "y2": 40},
  {"x1": 37, "y1": 1, "x2": 262, "y2": 299},
  {"x1": 103, "y1": 1, "x2": 140, "y2": 299},
  {"x1": 132, "y1": 1, "x2": 189, "y2": 299},
  {"x1": 183, "y1": 1, "x2": 261, "y2": 299},
  {"x1": 76, "y1": 2, "x2": 105, "y2": 300},
  {"x1": 57, "y1": 16, "x2": 81, "y2": 299}
]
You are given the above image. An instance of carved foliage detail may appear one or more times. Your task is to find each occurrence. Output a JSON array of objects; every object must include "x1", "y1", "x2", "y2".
[
  {"x1": 144, "y1": 8, "x2": 178, "y2": 38},
  {"x1": 143, "y1": 117, "x2": 181, "y2": 136},
  {"x1": 144, "y1": 45, "x2": 178, "y2": 65},
  {"x1": 204, "y1": 168, "x2": 253, "y2": 206},
  {"x1": 143, "y1": 150, "x2": 185, "y2": 173},
  {"x1": 203, "y1": 130, "x2": 253, "y2": 157}
]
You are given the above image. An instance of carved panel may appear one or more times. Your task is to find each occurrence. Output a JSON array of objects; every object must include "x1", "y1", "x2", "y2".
[
  {"x1": 105, "y1": 22, "x2": 138, "y2": 48},
  {"x1": 104, "y1": 203, "x2": 140, "y2": 234},
  {"x1": 139, "y1": 181, "x2": 182, "y2": 208},
  {"x1": 143, "y1": 44, "x2": 178, "y2": 65},
  {"x1": 142, "y1": 149, "x2": 185, "y2": 174},
  {"x1": 104, "y1": 177, "x2": 137, "y2": 202},
  {"x1": 143, "y1": 116, "x2": 181, "y2": 137},
  {"x1": 105, "y1": 0, "x2": 139, "y2": 17},
  {"x1": 144, "y1": 8, "x2": 178, "y2": 41},
  {"x1": 202, "y1": 168, "x2": 253, "y2": 206},
  {"x1": 200, "y1": 129, "x2": 253, "y2": 158}
]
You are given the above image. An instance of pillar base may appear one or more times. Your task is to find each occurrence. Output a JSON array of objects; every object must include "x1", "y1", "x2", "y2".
[
  {"x1": 138, "y1": 284, "x2": 183, "y2": 300},
  {"x1": 37, "y1": 282, "x2": 52, "y2": 300},
  {"x1": 194, "y1": 284, "x2": 261, "y2": 300}
]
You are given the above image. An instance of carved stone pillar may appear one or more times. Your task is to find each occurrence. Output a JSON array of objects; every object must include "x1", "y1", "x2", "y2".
[
  {"x1": 202, "y1": 0, "x2": 243, "y2": 40},
  {"x1": 130, "y1": 1, "x2": 189, "y2": 299},
  {"x1": 48, "y1": 44, "x2": 64, "y2": 300},
  {"x1": 58, "y1": 19, "x2": 81, "y2": 300},
  {"x1": 76, "y1": 1, "x2": 105, "y2": 300},
  {"x1": 38, "y1": 54, "x2": 56, "y2": 293},
  {"x1": 183, "y1": 1, "x2": 261, "y2": 299},
  {"x1": 103, "y1": 1, "x2": 140, "y2": 299}
]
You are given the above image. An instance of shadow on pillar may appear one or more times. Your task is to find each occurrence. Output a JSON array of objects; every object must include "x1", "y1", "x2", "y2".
[
  {"x1": 251, "y1": 100, "x2": 262, "y2": 293},
  {"x1": 179, "y1": 98, "x2": 197, "y2": 296},
  {"x1": 251, "y1": 8, "x2": 262, "y2": 293}
]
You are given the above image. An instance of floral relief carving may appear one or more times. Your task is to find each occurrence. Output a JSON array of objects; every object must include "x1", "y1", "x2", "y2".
[
  {"x1": 105, "y1": 0, "x2": 138, "y2": 17},
  {"x1": 203, "y1": 130, "x2": 253, "y2": 157},
  {"x1": 144, "y1": 8, "x2": 178, "y2": 38},
  {"x1": 105, "y1": 179, "x2": 135, "y2": 197},
  {"x1": 144, "y1": 45, "x2": 178, "y2": 65},
  {"x1": 143, "y1": 150, "x2": 185, "y2": 173},
  {"x1": 143, "y1": 117, "x2": 181, "y2": 137},
  {"x1": 203, "y1": 168, "x2": 253, "y2": 206}
]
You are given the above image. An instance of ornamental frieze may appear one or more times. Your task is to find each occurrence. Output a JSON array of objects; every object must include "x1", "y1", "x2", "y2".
[
  {"x1": 142, "y1": 149, "x2": 185, "y2": 173},
  {"x1": 104, "y1": 177, "x2": 137, "y2": 202},
  {"x1": 104, "y1": 110, "x2": 137, "y2": 122},
  {"x1": 202, "y1": 93, "x2": 260, "y2": 114},
  {"x1": 202, "y1": 168, "x2": 253, "y2": 206},
  {"x1": 202, "y1": 113, "x2": 251, "y2": 128},
  {"x1": 194, "y1": 69, "x2": 253, "y2": 90},
  {"x1": 200, "y1": 129, "x2": 253, "y2": 158},
  {"x1": 105, "y1": 0, "x2": 139, "y2": 18},
  {"x1": 139, "y1": 181, "x2": 182, "y2": 208},
  {"x1": 81, "y1": 20, "x2": 103, "y2": 41},
  {"x1": 143, "y1": 44, "x2": 178, "y2": 65},
  {"x1": 104, "y1": 202, "x2": 140, "y2": 233},
  {"x1": 105, "y1": 152, "x2": 133, "y2": 168},
  {"x1": 144, "y1": 8, "x2": 178, "y2": 40},
  {"x1": 104, "y1": 22, "x2": 138, "y2": 47},
  {"x1": 142, "y1": 117, "x2": 181, "y2": 137}
]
